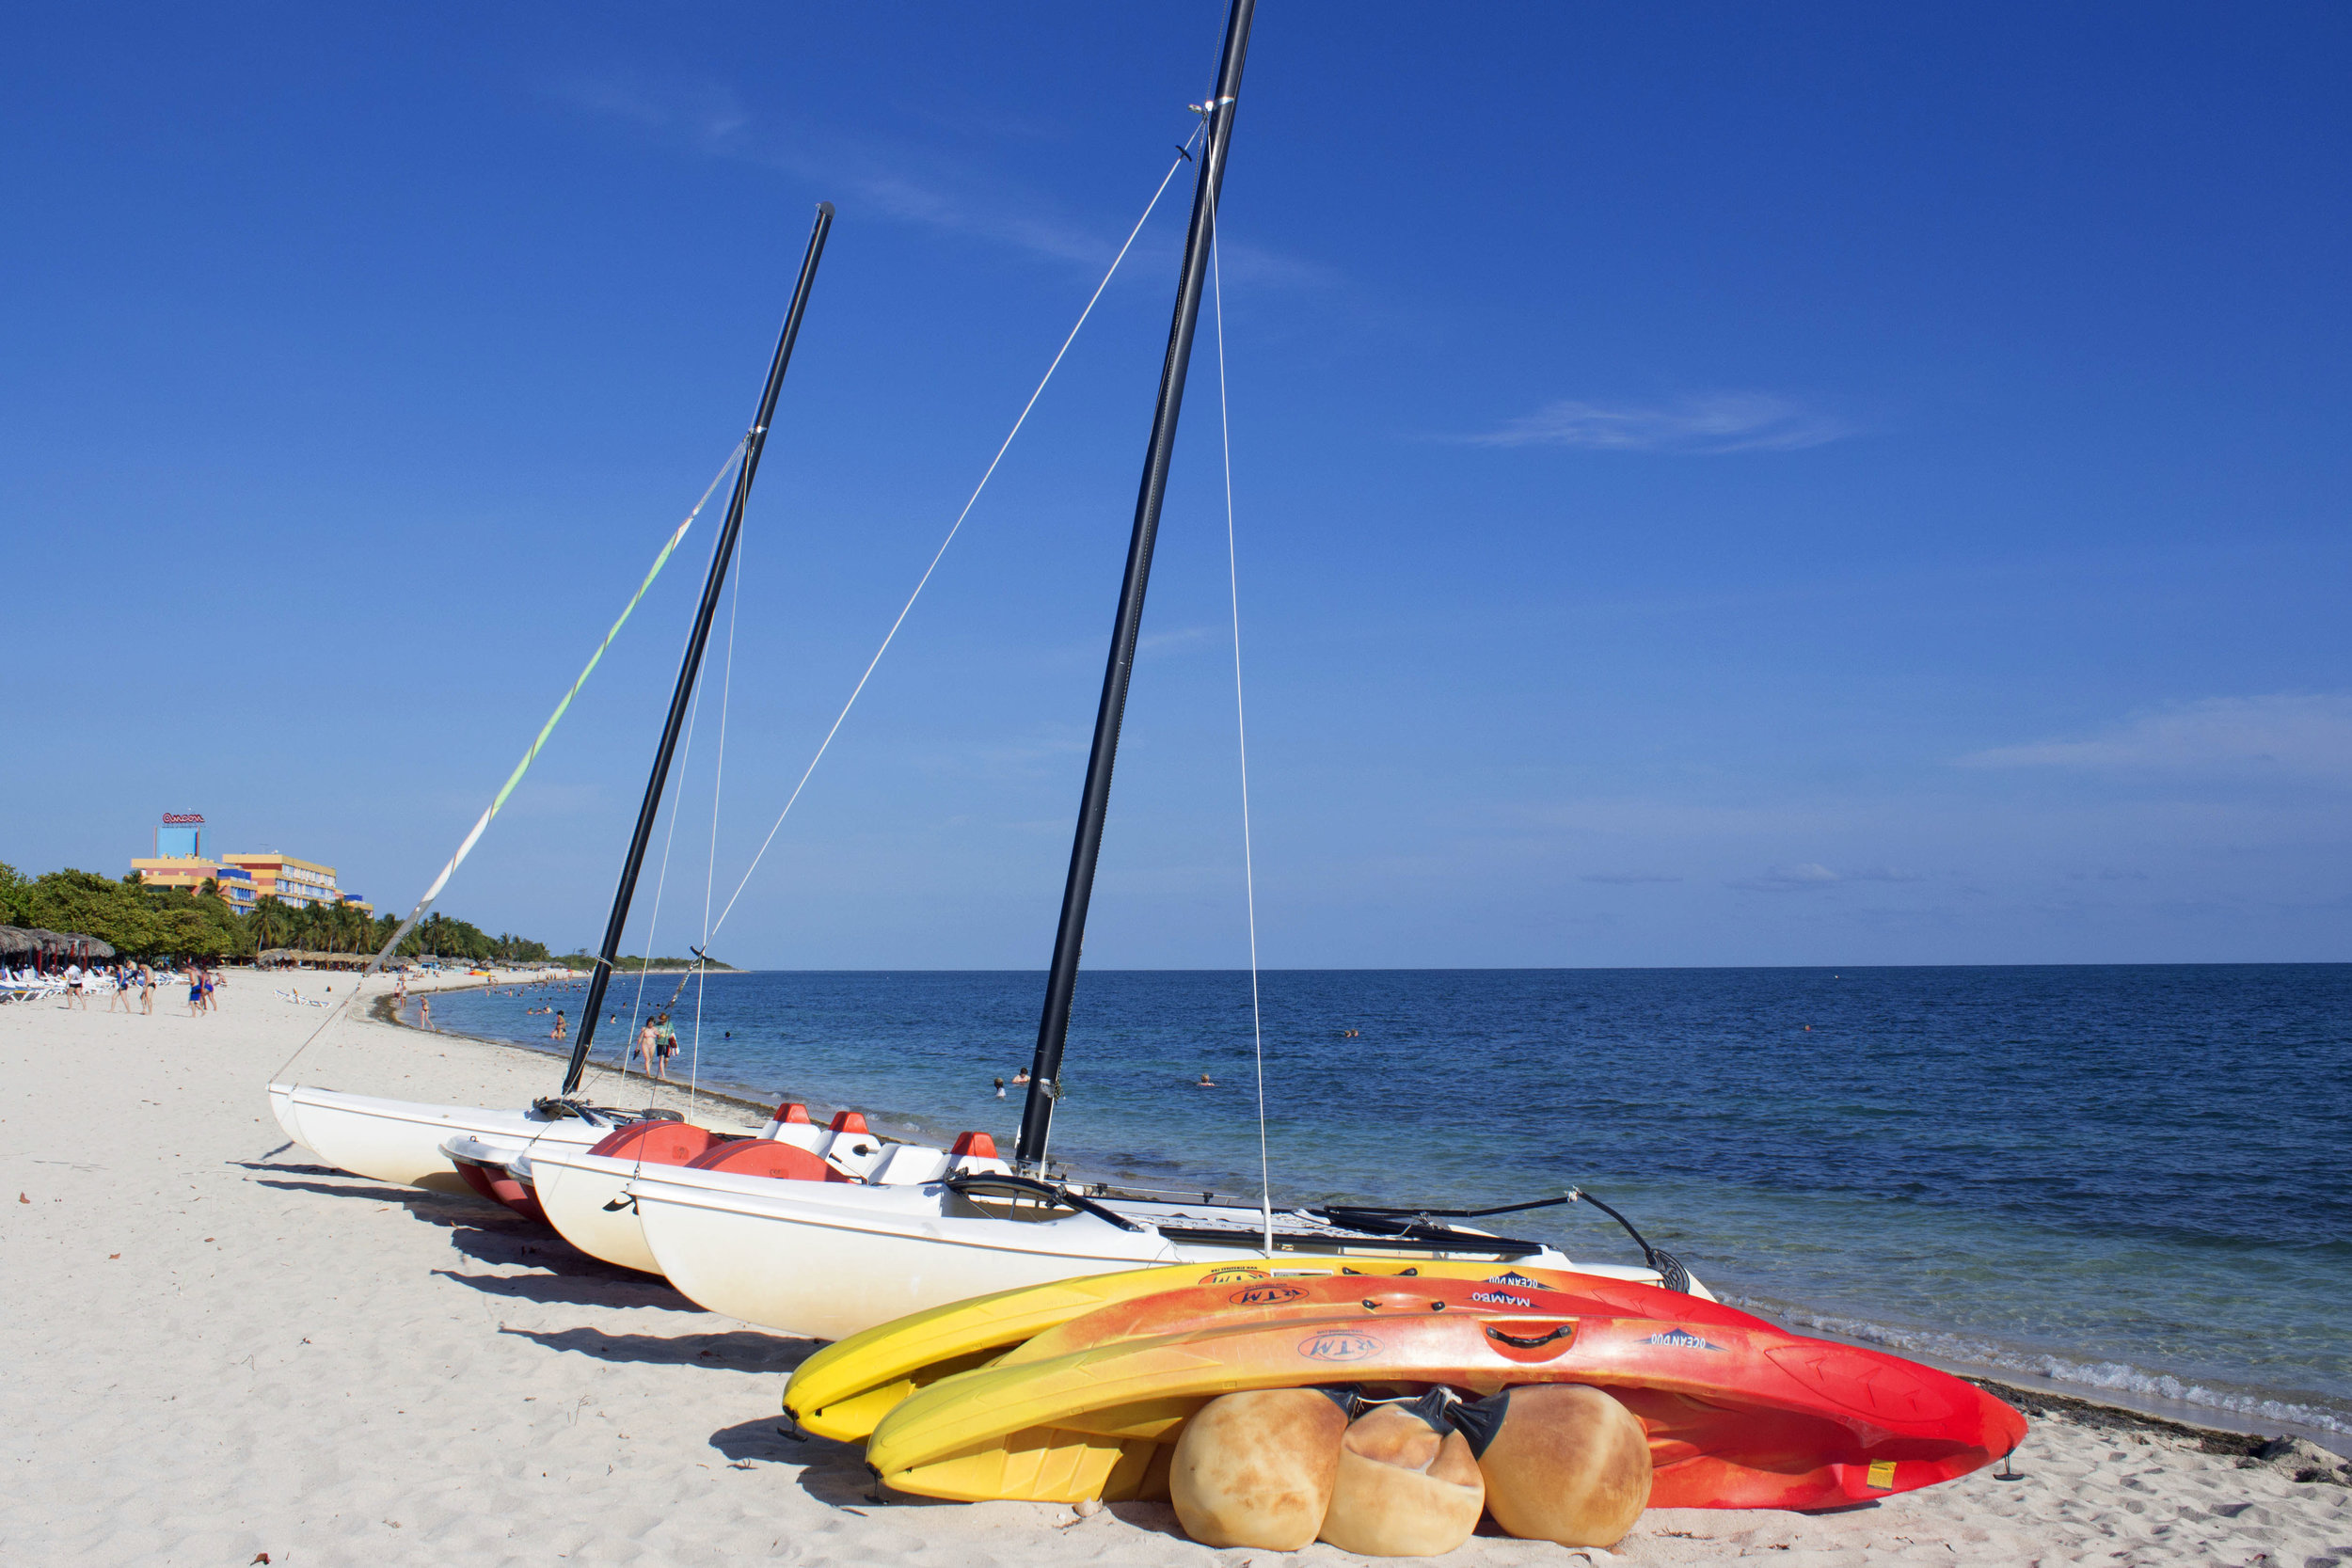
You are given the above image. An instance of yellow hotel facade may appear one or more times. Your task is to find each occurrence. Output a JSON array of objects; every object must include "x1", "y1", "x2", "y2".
[
  {"x1": 130, "y1": 851, "x2": 373, "y2": 916},
  {"x1": 220, "y1": 853, "x2": 371, "y2": 913}
]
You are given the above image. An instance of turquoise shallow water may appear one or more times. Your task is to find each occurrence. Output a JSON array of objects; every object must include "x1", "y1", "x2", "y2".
[{"x1": 426, "y1": 963, "x2": 2352, "y2": 1436}]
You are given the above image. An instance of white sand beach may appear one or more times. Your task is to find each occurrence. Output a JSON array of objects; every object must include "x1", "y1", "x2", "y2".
[{"x1": 3, "y1": 967, "x2": 2346, "y2": 1567}]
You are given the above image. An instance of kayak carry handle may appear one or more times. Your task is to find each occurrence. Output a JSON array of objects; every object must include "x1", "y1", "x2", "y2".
[{"x1": 1486, "y1": 1322, "x2": 1578, "y2": 1350}]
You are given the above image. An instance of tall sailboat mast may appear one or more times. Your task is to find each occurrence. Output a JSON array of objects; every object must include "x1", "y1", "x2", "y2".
[
  {"x1": 1013, "y1": 0, "x2": 1256, "y2": 1170},
  {"x1": 557, "y1": 201, "x2": 835, "y2": 1099}
]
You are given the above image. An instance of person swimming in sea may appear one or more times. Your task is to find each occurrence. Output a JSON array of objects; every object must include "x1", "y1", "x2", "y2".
[
  {"x1": 1196, "y1": 1072, "x2": 1216, "y2": 1087},
  {"x1": 1010, "y1": 1069, "x2": 1030, "y2": 1086}
]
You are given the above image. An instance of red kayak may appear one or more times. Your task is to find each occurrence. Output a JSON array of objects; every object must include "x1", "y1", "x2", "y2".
[{"x1": 867, "y1": 1275, "x2": 2026, "y2": 1511}]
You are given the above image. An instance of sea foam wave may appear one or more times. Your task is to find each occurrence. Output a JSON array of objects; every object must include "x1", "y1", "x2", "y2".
[{"x1": 1729, "y1": 1295, "x2": 2351, "y2": 1438}]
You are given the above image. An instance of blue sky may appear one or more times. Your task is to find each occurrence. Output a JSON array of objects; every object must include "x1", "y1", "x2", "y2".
[{"x1": 5, "y1": 3, "x2": 2347, "y2": 967}]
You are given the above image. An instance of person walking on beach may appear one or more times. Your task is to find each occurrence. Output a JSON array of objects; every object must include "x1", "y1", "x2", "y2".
[
  {"x1": 105, "y1": 965, "x2": 134, "y2": 1014},
  {"x1": 420, "y1": 994, "x2": 433, "y2": 1032},
  {"x1": 635, "y1": 1018, "x2": 659, "y2": 1076},
  {"x1": 64, "y1": 962, "x2": 87, "y2": 1010},
  {"x1": 186, "y1": 967, "x2": 204, "y2": 1017},
  {"x1": 138, "y1": 965, "x2": 154, "y2": 1015},
  {"x1": 653, "y1": 1013, "x2": 677, "y2": 1081},
  {"x1": 200, "y1": 968, "x2": 217, "y2": 1013},
  {"x1": 550, "y1": 1011, "x2": 566, "y2": 1042}
]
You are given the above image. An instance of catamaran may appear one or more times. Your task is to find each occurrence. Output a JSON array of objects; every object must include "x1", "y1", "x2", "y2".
[
  {"x1": 266, "y1": 205, "x2": 977, "y2": 1203},
  {"x1": 599, "y1": 0, "x2": 1707, "y2": 1338},
  {"x1": 279, "y1": 0, "x2": 1704, "y2": 1331}
]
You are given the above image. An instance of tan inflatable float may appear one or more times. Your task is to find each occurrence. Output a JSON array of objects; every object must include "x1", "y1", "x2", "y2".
[
  {"x1": 1450, "y1": 1384, "x2": 1652, "y2": 1547},
  {"x1": 1319, "y1": 1392, "x2": 1486, "y2": 1557},
  {"x1": 1168, "y1": 1387, "x2": 1353, "y2": 1549}
]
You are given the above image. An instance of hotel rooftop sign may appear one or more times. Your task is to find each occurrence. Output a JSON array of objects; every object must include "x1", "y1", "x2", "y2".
[{"x1": 162, "y1": 813, "x2": 205, "y2": 824}]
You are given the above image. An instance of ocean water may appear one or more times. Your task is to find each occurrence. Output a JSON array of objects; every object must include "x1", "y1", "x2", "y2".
[{"x1": 425, "y1": 964, "x2": 2352, "y2": 1437}]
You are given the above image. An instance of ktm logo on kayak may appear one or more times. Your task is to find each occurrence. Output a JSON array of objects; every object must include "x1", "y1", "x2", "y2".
[
  {"x1": 1642, "y1": 1327, "x2": 1725, "y2": 1352},
  {"x1": 1200, "y1": 1266, "x2": 1271, "y2": 1284},
  {"x1": 1299, "y1": 1329, "x2": 1382, "y2": 1363},
  {"x1": 1230, "y1": 1284, "x2": 1308, "y2": 1307}
]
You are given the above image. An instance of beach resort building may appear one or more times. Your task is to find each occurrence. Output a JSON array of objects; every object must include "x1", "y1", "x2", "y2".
[
  {"x1": 128, "y1": 857, "x2": 260, "y2": 913},
  {"x1": 219, "y1": 852, "x2": 349, "y2": 911}
]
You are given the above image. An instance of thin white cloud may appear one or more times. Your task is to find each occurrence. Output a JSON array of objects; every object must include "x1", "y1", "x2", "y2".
[
  {"x1": 1579, "y1": 871, "x2": 1683, "y2": 884},
  {"x1": 1464, "y1": 393, "x2": 1853, "y2": 453},
  {"x1": 1139, "y1": 625, "x2": 1221, "y2": 656},
  {"x1": 1729, "y1": 863, "x2": 1842, "y2": 892},
  {"x1": 1728, "y1": 863, "x2": 1924, "y2": 893},
  {"x1": 545, "y1": 71, "x2": 1335, "y2": 282},
  {"x1": 1962, "y1": 695, "x2": 2352, "y2": 781}
]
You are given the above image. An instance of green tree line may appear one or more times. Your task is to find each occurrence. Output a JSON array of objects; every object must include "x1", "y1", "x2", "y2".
[{"x1": 0, "y1": 862, "x2": 556, "y2": 965}]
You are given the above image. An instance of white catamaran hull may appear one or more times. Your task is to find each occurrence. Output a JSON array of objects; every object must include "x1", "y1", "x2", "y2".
[
  {"x1": 626, "y1": 1170, "x2": 1600, "y2": 1342},
  {"x1": 515, "y1": 1147, "x2": 665, "y2": 1271},
  {"x1": 526, "y1": 1126, "x2": 1010, "y2": 1278},
  {"x1": 267, "y1": 1085, "x2": 611, "y2": 1193},
  {"x1": 630, "y1": 1172, "x2": 1174, "y2": 1338},
  {"x1": 267, "y1": 1084, "x2": 746, "y2": 1195}
]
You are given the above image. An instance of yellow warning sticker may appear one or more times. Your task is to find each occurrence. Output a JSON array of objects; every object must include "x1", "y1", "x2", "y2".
[{"x1": 1866, "y1": 1460, "x2": 1898, "y2": 1489}]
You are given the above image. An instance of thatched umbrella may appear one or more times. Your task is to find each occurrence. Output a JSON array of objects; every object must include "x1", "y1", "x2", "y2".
[
  {"x1": 0, "y1": 927, "x2": 37, "y2": 957},
  {"x1": 22, "y1": 928, "x2": 116, "y2": 959}
]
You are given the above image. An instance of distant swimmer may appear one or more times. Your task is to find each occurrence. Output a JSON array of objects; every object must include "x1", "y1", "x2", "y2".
[
  {"x1": 1197, "y1": 1073, "x2": 1216, "y2": 1087},
  {"x1": 993, "y1": 1076, "x2": 1006, "y2": 1099},
  {"x1": 1011, "y1": 1069, "x2": 1030, "y2": 1086}
]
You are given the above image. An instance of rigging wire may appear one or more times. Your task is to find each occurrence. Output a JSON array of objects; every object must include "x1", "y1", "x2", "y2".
[
  {"x1": 269, "y1": 438, "x2": 748, "y2": 1084},
  {"x1": 1207, "y1": 176, "x2": 1275, "y2": 1259},
  {"x1": 705, "y1": 128, "x2": 1206, "y2": 942},
  {"x1": 689, "y1": 516, "x2": 746, "y2": 1125},
  {"x1": 613, "y1": 601, "x2": 708, "y2": 1102}
]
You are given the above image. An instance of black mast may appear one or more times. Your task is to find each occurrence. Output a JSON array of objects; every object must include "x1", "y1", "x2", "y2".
[
  {"x1": 1013, "y1": 0, "x2": 1255, "y2": 1169},
  {"x1": 556, "y1": 201, "x2": 835, "y2": 1100}
]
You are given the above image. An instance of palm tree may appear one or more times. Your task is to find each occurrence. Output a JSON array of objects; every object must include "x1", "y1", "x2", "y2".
[{"x1": 250, "y1": 896, "x2": 293, "y2": 961}]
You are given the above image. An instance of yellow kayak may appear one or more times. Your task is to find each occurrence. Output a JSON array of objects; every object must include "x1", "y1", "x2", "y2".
[{"x1": 786, "y1": 1258, "x2": 1633, "y2": 1441}]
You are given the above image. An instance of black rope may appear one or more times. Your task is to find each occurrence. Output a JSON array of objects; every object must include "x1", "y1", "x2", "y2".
[
  {"x1": 1319, "y1": 1186, "x2": 1692, "y2": 1293},
  {"x1": 1567, "y1": 1186, "x2": 1692, "y2": 1293}
]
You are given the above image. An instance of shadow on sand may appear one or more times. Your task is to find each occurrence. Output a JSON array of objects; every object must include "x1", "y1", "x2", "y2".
[
  {"x1": 501, "y1": 1324, "x2": 817, "y2": 1373},
  {"x1": 434, "y1": 1266, "x2": 686, "y2": 1310}
]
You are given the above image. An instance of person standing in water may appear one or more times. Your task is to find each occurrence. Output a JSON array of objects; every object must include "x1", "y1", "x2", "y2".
[
  {"x1": 419, "y1": 994, "x2": 433, "y2": 1032},
  {"x1": 550, "y1": 1011, "x2": 566, "y2": 1041}
]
